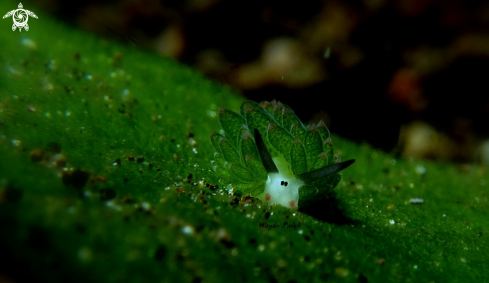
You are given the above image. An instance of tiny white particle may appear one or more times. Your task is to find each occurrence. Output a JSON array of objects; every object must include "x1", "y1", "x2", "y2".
[
  {"x1": 258, "y1": 244, "x2": 265, "y2": 252},
  {"x1": 389, "y1": 219, "x2": 395, "y2": 225},
  {"x1": 11, "y1": 139, "x2": 21, "y2": 147},
  {"x1": 6, "y1": 66, "x2": 21, "y2": 75},
  {"x1": 106, "y1": 200, "x2": 122, "y2": 211},
  {"x1": 141, "y1": 202, "x2": 151, "y2": 211},
  {"x1": 415, "y1": 165, "x2": 426, "y2": 175},
  {"x1": 409, "y1": 198, "x2": 424, "y2": 204},
  {"x1": 121, "y1": 89, "x2": 130, "y2": 100},
  {"x1": 182, "y1": 225, "x2": 195, "y2": 235},
  {"x1": 21, "y1": 38, "x2": 37, "y2": 49},
  {"x1": 85, "y1": 74, "x2": 92, "y2": 80},
  {"x1": 226, "y1": 184, "x2": 234, "y2": 195}
]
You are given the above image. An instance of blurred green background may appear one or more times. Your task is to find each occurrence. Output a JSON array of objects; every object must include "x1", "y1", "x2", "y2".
[{"x1": 31, "y1": 0, "x2": 489, "y2": 163}]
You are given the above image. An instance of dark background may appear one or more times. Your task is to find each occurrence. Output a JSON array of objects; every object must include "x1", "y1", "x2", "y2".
[{"x1": 32, "y1": 0, "x2": 489, "y2": 164}]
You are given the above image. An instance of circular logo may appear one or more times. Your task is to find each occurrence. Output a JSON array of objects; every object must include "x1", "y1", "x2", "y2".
[{"x1": 13, "y1": 9, "x2": 28, "y2": 26}]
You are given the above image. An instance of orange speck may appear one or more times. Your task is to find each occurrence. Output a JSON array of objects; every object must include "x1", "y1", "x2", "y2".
[
  {"x1": 289, "y1": 200, "x2": 296, "y2": 207},
  {"x1": 265, "y1": 193, "x2": 271, "y2": 201}
]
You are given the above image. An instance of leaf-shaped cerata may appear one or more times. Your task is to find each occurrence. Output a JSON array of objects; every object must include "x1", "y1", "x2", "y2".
[{"x1": 210, "y1": 100, "x2": 354, "y2": 210}]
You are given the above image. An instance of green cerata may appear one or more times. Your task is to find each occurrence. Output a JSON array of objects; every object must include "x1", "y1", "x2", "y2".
[{"x1": 210, "y1": 100, "x2": 354, "y2": 210}]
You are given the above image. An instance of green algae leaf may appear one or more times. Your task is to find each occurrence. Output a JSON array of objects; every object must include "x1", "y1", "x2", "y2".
[
  {"x1": 240, "y1": 133, "x2": 267, "y2": 180},
  {"x1": 217, "y1": 108, "x2": 245, "y2": 148},
  {"x1": 290, "y1": 138, "x2": 308, "y2": 175},
  {"x1": 303, "y1": 127, "x2": 323, "y2": 169},
  {"x1": 267, "y1": 123, "x2": 295, "y2": 163}
]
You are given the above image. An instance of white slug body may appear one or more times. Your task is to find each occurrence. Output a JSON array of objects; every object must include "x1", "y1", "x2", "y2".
[{"x1": 260, "y1": 156, "x2": 304, "y2": 209}]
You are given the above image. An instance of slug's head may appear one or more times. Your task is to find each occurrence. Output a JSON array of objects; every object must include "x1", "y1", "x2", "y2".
[{"x1": 254, "y1": 129, "x2": 354, "y2": 210}]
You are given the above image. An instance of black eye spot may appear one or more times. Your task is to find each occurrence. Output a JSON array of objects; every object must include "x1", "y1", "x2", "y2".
[
  {"x1": 281, "y1": 181, "x2": 284, "y2": 186},
  {"x1": 285, "y1": 182, "x2": 288, "y2": 186}
]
